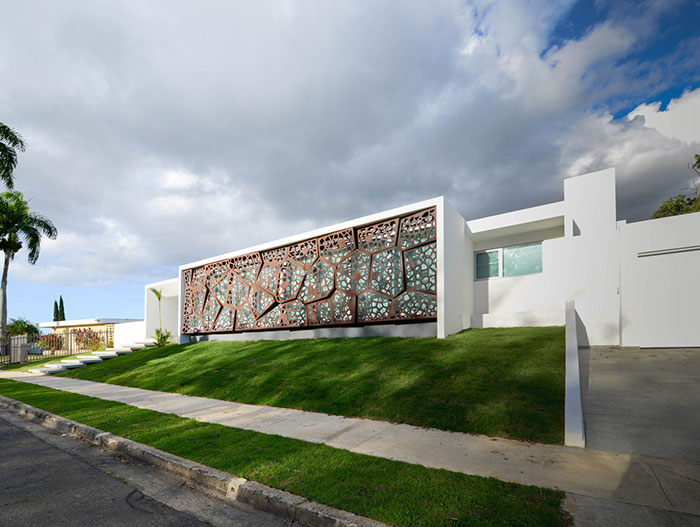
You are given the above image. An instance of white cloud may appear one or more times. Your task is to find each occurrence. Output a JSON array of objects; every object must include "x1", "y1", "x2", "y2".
[
  {"x1": 161, "y1": 169, "x2": 198, "y2": 190},
  {"x1": 627, "y1": 88, "x2": 700, "y2": 143},
  {"x1": 0, "y1": 0, "x2": 697, "y2": 306}
]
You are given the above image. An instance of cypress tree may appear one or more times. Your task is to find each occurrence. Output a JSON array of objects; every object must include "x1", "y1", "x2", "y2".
[
  {"x1": 58, "y1": 296, "x2": 65, "y2": 321},
  {"x1": 53, "y1": 300, "x2": 59, "y2": 322}
]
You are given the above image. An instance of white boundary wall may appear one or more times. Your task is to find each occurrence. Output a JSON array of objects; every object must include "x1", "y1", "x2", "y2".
[
  {"x1": 438, "y1": 198, "x2": 472, "y2": 338},
  {"x1": 564, "y1": 301, "x2": 585, "y2": 447},
  {"x1": 619, "y1": 212, "x2": 700, "y2": 347},
  {"x1": 114, "y1": 321, "x2": 145, "y2": 348}
]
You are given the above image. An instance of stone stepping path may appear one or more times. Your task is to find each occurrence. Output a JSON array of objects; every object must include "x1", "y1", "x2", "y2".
[{"x1": 26, "y1": 340, "x2": 155, "y2": 375}]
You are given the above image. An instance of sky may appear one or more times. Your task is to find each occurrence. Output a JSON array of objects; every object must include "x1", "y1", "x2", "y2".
[{"x1": 1, "y1": 0, "x2": 699, "y2": 325}]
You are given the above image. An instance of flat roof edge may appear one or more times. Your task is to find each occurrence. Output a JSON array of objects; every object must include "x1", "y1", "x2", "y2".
[
  {"x1": 467, "y1": 201, "x2": 565, "y2": 234},
  {"x1": 179, "y1": 196, "x2": 445, "y2": 271},
  {"x1": 37, "y1": 318, "x2": 142, "y2": 328}
]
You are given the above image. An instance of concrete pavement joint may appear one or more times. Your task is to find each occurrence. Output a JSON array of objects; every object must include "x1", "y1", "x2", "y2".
[{"x1": 0, "y1": 395, "x2": 388, "y2": 527}]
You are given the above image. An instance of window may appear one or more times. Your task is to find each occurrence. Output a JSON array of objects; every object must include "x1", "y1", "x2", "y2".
[
  {"x1": 503, "y1": 242, "x2": 542, "y2": 277},
  {"x1": 475, "y1": 242, "x2": 542, "y2": 279},
  {"x1": 475, "y1": 250, "x2": 499, "y2": 279}
]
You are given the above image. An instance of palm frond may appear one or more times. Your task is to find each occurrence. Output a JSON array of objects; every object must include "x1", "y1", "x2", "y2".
[{"x1": 0, "y1": 123, "x2": 26, "y2": 151}]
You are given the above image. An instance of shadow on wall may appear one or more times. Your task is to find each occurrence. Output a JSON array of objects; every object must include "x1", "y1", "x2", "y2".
[
  {"x1": 575, "y1": 311, "x2": 589, "y2": 348},
  {"x1": 576, "y1": 311, "x2": 621, "y2": 348}
]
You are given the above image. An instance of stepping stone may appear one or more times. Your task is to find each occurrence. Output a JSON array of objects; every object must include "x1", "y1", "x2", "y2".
[
  {"x1": 136, "y1": 341, "x2": 156, "y2": 347},
  {"x1": 50, "y1": 362, "x2": 85, "y2": 369},
  {"x1": 106, "y1": 348, "x2": 132, "y2": 355},
  {"x1": 28, "y1": 368, "x2": 61, "y2": 375},
  {"x1": 92, "y1": 352, "x2": 118, "y2": 359},
  {"x1": 76, "y1": 356, "x2": 103, "y2": 363},
  {"x1": 43, "y1": 363, "x2": 68, "y2": 370},
  {"x1": 129, "y1": 345, "x2": 145, "y2": 351}
]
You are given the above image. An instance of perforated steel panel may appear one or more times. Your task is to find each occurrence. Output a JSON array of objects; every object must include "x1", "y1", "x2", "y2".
[{"x1": 181, "y1": 207, "x2": 438, "y2": 334}]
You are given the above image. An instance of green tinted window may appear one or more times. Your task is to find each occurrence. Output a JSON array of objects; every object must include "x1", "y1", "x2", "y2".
[
  {"x1": 475, "y1": 250, "x2": 499, "y2": 279},
  {"x1": 503, "y1": 242, "x2": 542, "y2": 277}
]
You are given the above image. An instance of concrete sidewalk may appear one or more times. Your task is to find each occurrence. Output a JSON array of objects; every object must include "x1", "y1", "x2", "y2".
[{"x1": 2, "y1": 371, "x2": 700, "y2": 522}]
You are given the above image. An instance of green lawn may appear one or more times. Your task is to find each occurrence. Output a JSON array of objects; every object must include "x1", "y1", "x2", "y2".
[
  {"x1": 58, "y1": 326, "x2": 565, "y2": 444},
  {"x1": 0, "y1": 378, "x2": 565, "y2": 527}
]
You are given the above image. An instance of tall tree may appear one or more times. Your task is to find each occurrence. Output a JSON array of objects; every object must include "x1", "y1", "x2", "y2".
[
  {"x1": 0, "y1": 191, "x2": 57, "y2": 341},
  {"x1": 53, "y1": 300, "x2": 59, "y2": 322},
  {"x1": 58, "y1": 295, "x2": 65, "y2": 321},
  {"x1": 0, "y1": 122, "x2": 25, "y2": 189}
]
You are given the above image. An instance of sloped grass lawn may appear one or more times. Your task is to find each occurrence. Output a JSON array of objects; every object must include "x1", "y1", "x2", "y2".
[
  {"x1": 0, "y1": 379, "x2": 565, "y2": 527},
  {"x1": 62, "y1": 326, "x2": 565, "y2": 444}
]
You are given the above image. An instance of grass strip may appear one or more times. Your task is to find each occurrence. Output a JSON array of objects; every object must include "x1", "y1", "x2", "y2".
[
  {"x1": 54, "y1": 326, "x2": 565, "y2": 444},
  {"x1": 0, "y1": 378, "x2": 564, "y2": 527}
]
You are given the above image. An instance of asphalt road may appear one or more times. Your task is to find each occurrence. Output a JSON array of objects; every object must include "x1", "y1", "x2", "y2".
[{"x1": 0, "y1": 411, "x2": 284, "y2": 527}]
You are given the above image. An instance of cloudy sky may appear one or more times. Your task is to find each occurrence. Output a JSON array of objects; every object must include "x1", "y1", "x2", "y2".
[{"x1": 1, "y1": 0, "x2": 699, "y2": 324}]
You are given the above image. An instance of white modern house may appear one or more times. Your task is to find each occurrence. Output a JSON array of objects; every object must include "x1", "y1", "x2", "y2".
[{"x1": 143, "y1": 168, "x2": 700, "y2": 348}]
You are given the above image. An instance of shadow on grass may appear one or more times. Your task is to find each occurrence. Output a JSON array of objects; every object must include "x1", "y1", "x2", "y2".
[{"x1": 63, "y1": 327, "x2": 565, "y2": 444}]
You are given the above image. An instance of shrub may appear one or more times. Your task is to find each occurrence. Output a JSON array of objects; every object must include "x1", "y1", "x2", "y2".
[
  {"x1": 73, "y1": 329, "x2": 105, "y2": 351},
  {"x1": 38, "y1": 334, "x2": 63, "y2": 352}
]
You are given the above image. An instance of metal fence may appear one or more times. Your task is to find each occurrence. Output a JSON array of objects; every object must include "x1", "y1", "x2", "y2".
[{"x1": 0, "y1": 329, "x2": 113, "y2": 367}]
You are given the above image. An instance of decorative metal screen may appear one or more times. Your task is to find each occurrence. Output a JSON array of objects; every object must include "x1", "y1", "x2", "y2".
[{"x1": 182, "y1": 207, "x2": 437, "y2": 334}]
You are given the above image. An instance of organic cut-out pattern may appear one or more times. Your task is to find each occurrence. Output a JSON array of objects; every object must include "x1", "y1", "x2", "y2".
[
  {"x1": 404, "y1": 244, "x2": 437, "y2": 293},
  {"x1": 182, "y1": 206, "x2": 437, "y2": 333},
  {"x1": 370, "y1": 248, "x2": 404, "y2": 297},
  {"x1": 307, "y1": 299, "x2": 333, "y2": 326},
  {"x1": 398, "y1": 208, "x2": 437, "y2": 250},
  {"x1": 336, "y1": 251, "x2": 370, "y2": 294},
  {"x1": 319, "y1": 229, "x2": 355, "y2": 264},
  {"x1": 299, "y1": 259, "x2": 334, "y2": 304},
  {"x1": 358, "y1": 291, "x2": 392, "y2": 321},
  {"x1": 394, "y1": 291, "x2": 437, "y2": 318},
  {"x1": 357, "y1": 219, "x2": 398, "y2": 253}
]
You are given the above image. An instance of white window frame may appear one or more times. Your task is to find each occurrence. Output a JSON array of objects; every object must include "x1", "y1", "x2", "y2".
[
  {"x1": 474, "y1": 241, "x2": 543, "y2": 281},
  {"x1": 475, "y1": 248, "x2": 503, "y2": 280}
]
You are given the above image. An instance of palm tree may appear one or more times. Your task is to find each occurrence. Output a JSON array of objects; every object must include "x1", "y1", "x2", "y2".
[
  {"x1": 149, "y1": 288, "x2": 163, "y2": 329},
  {"x1": 0, "y1": 122, "x2": 25, "y2": 188},
  {"x1": 149, "y1": 287, "x2": 171, "y2": 346},
  {"x1": 0, "y1": 191, "x2": 57, "y2": 341}
]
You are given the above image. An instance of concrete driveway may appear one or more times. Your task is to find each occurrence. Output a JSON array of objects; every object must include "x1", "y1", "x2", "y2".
[{"x1": 581, "y1": 347, "x2": 700, "y2": 462}]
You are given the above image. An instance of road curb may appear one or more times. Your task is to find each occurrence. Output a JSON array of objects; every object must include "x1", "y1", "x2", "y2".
[{"x1": 0, "y1": 395, "x2": 388, "y2": 527}]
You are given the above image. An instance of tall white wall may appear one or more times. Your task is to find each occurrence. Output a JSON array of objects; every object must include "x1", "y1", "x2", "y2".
[
  {"x1": 438, "y1": 198, "x2": 472, "y2": 338},
  {"x1": 619, "y1": 212, "x2": 700, "y2": 347},
  {"x1": 563, "y1": 168, "x2": 620, "y2": 346}
]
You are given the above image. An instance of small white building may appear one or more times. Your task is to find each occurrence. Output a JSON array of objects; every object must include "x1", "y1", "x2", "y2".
[
  {"x1": 37, "y1": 318, "x2": 144, "y2": 349},
  {"x1": 143, "y1": 168, "x2": 700, "y2": 348}
]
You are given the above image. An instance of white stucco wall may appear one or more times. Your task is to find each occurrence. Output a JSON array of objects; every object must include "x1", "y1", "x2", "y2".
[
  {"x1": 563, "y1": 168, "x2": 620, "y2": 346},
  {"x1": 145, "y1": 278, "x2": 180, "y2": 342},
  {"x1": 114, "y1": 321, "x2": 145, "y2": 348},
  {"x1": 438, "y1": 198, "x2": 472, "y2": 338},
  {"x1": 619, "y1": 212, "x2": 700, "y2": 347},
  {"x1": 471, "y1": 227, "x2": 567, "y2": 328}
]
